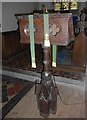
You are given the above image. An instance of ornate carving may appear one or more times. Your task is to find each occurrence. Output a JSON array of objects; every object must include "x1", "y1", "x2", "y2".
[
  {"x1": 49, "y1": 23, "x2": 61, "y2": 36},
  {"x1": 24, "y1": 24, "x2": 36, "y2": 36}
]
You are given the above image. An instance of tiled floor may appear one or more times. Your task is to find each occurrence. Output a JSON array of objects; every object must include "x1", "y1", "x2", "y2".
[
  {"x1": 1, "y1": 75, "x2": 34, "y2": 119},
  {"x1": 2, "y1": 76, "x2": 28, "y2": 105}
]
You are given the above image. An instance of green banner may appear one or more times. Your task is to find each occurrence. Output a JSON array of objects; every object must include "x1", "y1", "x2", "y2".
[
  {"x1": 43, "y1": 13, "x2": 50, "y2": 47},
  {"x1": 28, "y1": 15, "x2": 36, "y2": 68},
  {"x1": 44, "y1": 14, "x2": 49, "y2": 35},
  {"x1": 44, "y1": 14, "x2": 56, "y2": 67},
  {"x1": 52, "y1": 45, "x2": 57, "y2": 67}
]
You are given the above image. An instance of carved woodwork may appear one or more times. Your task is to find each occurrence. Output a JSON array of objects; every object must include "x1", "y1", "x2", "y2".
[{"x1": 17, "y1": 13, "x2": 74, "y2": 46}]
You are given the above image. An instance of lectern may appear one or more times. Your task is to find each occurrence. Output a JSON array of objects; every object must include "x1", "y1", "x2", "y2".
[
  {"x1": 17, "y1": 13, "x2": 74, "y2": 45},
  {"x1": 16, "y1": 12, "x2": 74, "y2": 118}
]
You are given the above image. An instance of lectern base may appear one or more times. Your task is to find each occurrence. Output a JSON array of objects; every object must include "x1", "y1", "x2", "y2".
[{"x1": 5, "y1": 83, "x2": 85, "y2": 118}]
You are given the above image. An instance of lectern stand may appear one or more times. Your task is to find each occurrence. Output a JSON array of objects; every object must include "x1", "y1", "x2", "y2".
[{"x1": 16, "y1": 12, "x2": 74, "y2": 118}]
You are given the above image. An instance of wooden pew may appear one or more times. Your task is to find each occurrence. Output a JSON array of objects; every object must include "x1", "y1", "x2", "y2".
[{"x1": 72, "y1": 32, "x2": 86, "y2": 67}]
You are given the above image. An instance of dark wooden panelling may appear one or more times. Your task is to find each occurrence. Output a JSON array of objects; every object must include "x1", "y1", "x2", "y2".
[
  {"x1": 0, "y1": 32, "x2": 2, "y2": 60},
  {"x1": 72, "y1": 32, "x2": 86, "y2": 67},
  {"x1": 2, "y1": 30, "x2": 28, "y2": 59}
]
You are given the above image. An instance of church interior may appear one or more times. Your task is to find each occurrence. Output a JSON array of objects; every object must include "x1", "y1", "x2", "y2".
[{"x1": 0, "y1": 1, "x2": 87, "y2": 119}]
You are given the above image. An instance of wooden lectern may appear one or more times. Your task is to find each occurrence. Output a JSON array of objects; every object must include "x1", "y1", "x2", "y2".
[
  {"x1": 15, "y1": 12, "x2": 86, "y2": 117},
  {"x1": 17, "y1": 13, "x2": 74, "y2": 45},
  {"x1": 15, "y1": 12, "x2": 86, "y2": 77}
]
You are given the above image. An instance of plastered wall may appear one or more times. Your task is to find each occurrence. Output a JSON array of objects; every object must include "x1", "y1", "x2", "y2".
[
  {"x1": 2, "y1": 2, "x2": 38, "y2": 32},
  {"x1": 1, "y1": 2, "x2": 86, "y2": 32}
]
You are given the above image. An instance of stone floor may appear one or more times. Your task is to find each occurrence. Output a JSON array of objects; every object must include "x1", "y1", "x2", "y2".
[
  {"x1": 1, "y1": 66, "x2": 86, "y2": 119},
  {"x1": 5, "y1": 81, "x2": 85, "y2": 119}
]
